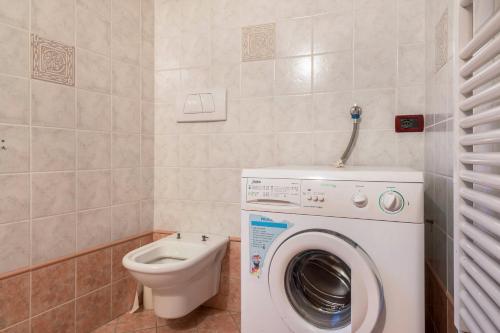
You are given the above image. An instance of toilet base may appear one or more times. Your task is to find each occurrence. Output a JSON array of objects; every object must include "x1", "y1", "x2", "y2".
[{"x1": 152, "y1": 264, "x2": 222, "y2": 319}]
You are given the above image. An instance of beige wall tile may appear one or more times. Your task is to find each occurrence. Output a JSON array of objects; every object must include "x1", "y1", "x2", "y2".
[
  {"x1": 276, "y1": 18, "x2": 312, "y2": 57},
  {"x1": 209, "y1": 134, "x2": 240, "y2": 168},
  {"x1": 112, "y1": 133, "x2": 140, "y2": 168},
  {"x1": 77, "y1": 207, "x2": 111, "y2": 251},
  {"x1": 32, "y1": 171, "x2": 75, "y2": 218},
  {"x1": 0, "y1": 0, "x2": 29, "y2": 29},
  {"x1": 111, "y1": 202, "x2": 140, "y2": 240},
  {"x1": 112, "y1": 0, "x2": 140, "y2": 64},
  {"x1": 275, "y1": 56, "x2": 311, "y2": 94},
  {"x1": 155, "y1": 135, "x2": 178, "y2": 167},
  {"x1": 354, "y1": 3, "x2": 396, "y2": 49},
  {"x1": 31, "y1": 0, "x2": 75, "y2": 44},
  {"x1": 31, "y1": 80, "x2": 75, "y2": 128},
  {"x1": 0, "y1": 174, "x2": 29, "y2": 224},
  {"x1": 353, "y1": 89, "x2": 395, "y2": 130},
  {"x1": 398, "y1": 43, "x2": 426, "y2": 86},
  {"x1": 32, "y1": 127, "x2": 75, "y2": 172},
  {"x1": 141, "y1": 135, "x2": 155, "y2": 167},
  {"x1": 313, "y1": 91, "x2": 353, "y2": 131},
  {"x1": 140, "y1": 199, "x2": 154, "y2": 232},
  {"x1": 239, "y1": 134, "x2": 275, "y2": 168},
  {"x1": 313, "y1": 12, "x2": 353, "y2": 54},
  {"x1": 76, "y1": 5, "x2": 110, "y2": 56},
  {"x1": 0, "y1": 125, "x2": 29, "y2": 173},
  {"x1": 354, "y1": 47, "x2": 396, "y2": 89},
  {"x1": 354, "y1": 130, "x2": 397, "y2": 166},
  {"x1": 77, "y1": 0, "x2": 110, "y2": 20},
  {"x1": 313, "y1": 52, "x2": 353, "y2": 92},
  {"x1": 141, "y1": 102, "x2": 155, "y2": 134},
  {"x1": 32, "y1": 213, "x2": 76, "y2": 264},
  {"x1": 78, "y1": 131, "x2": 111, "y2": 170},
  {"x1": 273, "y1": 95, "x2": 313, "y2": 132},
  {"x1": 239, "y1": 97, "x2": 273, "y2": 133},
  {"x1": 77, "y1": 49, "x2": 111, "y2": 93},
  {"x1": 241, "y1": 60, "x2": 275, "y2": 97},
  {"x1": 142, "y1": 69, "x2": 155, "y2": 101},
  {"x1": 112, "y1": 61, "x2": 140, "y2": 99},
  {"x1": 112, "y1": 97, "x2": 140, "y2": 133},
  {"x1": 155, "y1": 167, "x2": 178, "y2": 199},
  {"x1": 0, "y1": 25, "x2": 28, "y2": 77},
  {"x1": 0, "y1": 75, "x2": 29, "y2": 125},
  {"x1": 313, "y1": 131, "x2": 353, "y2": 165},
  {"x1": 178, "y1": 135, "x2": 209, "y2": 167},
  {"x1": 141, "y1": 167, "x2": 154, "y2": 199},
  {"x1": 208, "y1": 169, "x2": 240, "y2": 203},
  {"x1": 398, "y1": 0, "x2": 425, "y2": 44},
  {"x1": 276, "y1": 133, "x2": 313, "y2": 165},
  {"x1": 211, "y1": 202, "x2": 240, "y2": 236},
  {"x1": 78, "y1": 170, "x2": 111, "y2": 210},
  {"x1": 178, "y1": 168, "x2": 208, "y2": 200},
  {"x1": 77, "y1": 89, "x2": 111, "y2": 131},
  {"x1": 112, "y1": 168, "x2": 140, "y2": 204},
  {"x1": 0, "y1": 221, "x2": 30, "y2": 274}
]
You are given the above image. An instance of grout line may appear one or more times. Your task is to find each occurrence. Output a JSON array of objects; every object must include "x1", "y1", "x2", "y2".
[
  {"x1": 28, "y1": 0, "x2": 33, "y2": 330},
  {"x1": 73, "y1": 0, "x2": 78, "y2": 328}
]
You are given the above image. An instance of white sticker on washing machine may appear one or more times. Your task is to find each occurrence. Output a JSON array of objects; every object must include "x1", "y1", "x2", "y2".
[{"x1": 249, "y1": 214, "x2": 292, "y2": 278}]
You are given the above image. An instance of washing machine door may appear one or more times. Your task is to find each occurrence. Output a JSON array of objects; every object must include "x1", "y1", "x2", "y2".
[{"x1": 268, "y1": 230, "x2": 383, "y2": 333}]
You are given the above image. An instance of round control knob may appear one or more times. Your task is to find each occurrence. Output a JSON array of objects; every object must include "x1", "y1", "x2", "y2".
[
  {"x1": 352, "y1": 193, "x2": 368, "y2": 208},
  {"x1": 380, "y1": 191, "x2": 404, "y2": 213}
]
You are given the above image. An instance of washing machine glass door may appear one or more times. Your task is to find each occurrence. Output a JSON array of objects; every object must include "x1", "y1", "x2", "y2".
[{"x1": 268, "y1": 231, "x2": 383, "y2": 333}]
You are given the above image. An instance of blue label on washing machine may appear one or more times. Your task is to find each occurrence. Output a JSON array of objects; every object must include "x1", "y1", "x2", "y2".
[{"x1": 249, "y1": 214, "x2": 292, "y2": 278}]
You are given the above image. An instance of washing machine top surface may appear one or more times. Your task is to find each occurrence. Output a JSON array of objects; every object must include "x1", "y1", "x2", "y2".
[{"x1": 242, "y1": 165, "x2": 423, "y2": 183}]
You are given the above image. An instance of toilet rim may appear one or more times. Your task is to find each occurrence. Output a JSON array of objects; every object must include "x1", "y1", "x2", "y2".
[{"x1": 122, "y1": 237, "x2": 228, "y2": 274}]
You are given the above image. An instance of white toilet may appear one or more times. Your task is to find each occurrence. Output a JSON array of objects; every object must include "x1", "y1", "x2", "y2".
[{"x1": 122, "y1": 232, "x2": 228, "y2": 318}]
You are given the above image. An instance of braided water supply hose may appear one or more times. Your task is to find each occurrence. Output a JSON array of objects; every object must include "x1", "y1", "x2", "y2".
[{"x1": 335, "y1": 104, "x2": 362, "y2": 168}]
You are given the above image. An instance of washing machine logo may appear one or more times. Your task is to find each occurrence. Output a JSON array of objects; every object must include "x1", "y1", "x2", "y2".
[{"x1": 249, "y1": 214, "x2": 292, "y2": 278}]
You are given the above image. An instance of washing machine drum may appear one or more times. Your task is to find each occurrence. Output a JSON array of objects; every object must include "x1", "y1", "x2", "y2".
[{"x1": 268, "y1": 231, "x2": 383, "y2": 333}]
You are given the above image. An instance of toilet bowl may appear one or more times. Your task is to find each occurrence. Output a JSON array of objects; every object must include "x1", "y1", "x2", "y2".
[{"x1": 123, "y1": 232, "x2": 228, "y2": 318}]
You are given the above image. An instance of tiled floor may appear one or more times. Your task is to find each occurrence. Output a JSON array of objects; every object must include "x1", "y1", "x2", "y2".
[{"x1": 93, "y1": 306, "x2": 240, "y2": 333}]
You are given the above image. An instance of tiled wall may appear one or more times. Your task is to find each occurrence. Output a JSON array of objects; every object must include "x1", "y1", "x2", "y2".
[
  {"x1": 153, "y1": 0, "x2": 427, "y2": 237},
  {"x1": 0, "y1": 0, "x2": 155, "y2": 276},
  {"x1": 424, "y1": 0, "x2": 455, "y2": 331},
  {"x1": 0, "y1": 233, "x2": 152, "y2": 333}
]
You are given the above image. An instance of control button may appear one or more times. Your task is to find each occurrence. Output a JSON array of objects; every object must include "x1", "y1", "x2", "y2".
[
  {"x1": 318, "y1": 196, "x2": 325, "y2": 202},
  {"x1": 312, "y1": 196, "x2": 318, "y2": 202},
  {"x1": 306, "y1": 195, "x2": 312, "y2": 200},
  {"x1": 352, "y1": 193, "x2": 368, "y2": 208},
  {"x1": 380, "y1": 191, "x2": 404, "y2": 213}
]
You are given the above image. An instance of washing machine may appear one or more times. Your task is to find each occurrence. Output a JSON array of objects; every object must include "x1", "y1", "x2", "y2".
[{"x1": 240, "y1": 166, "x2": 424, "y2": 333}]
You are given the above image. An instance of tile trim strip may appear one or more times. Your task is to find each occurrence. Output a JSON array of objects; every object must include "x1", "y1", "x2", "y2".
[
  {"x1": 0, "y1": 230, "x2": 241, "y2": 280},
  {"x1": 0, "y1": 231, "x2": 153, "y2": 280}
]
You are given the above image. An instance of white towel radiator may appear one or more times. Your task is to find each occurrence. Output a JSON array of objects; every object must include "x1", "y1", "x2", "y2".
[{"x1": 455, "y1": 0, "x2": 500, "y2": 332}]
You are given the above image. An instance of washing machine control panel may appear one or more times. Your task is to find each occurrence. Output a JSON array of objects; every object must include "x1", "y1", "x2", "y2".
[
  {"x1": 246, "y1": 178, "x2": 301, "y2": 206},
  {"x1": 243, "y1": 178, "x2": 424, "y2": 223}
]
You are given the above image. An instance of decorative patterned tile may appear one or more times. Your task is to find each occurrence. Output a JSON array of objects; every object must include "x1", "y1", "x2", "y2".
[
  {"x1": 241, "y1": 23, "x2": 275, "y2": 62},
  {"x1": 31, "y1": 34, "x2": 75, "y2": 86},
  {"x1": 435, "y1": 10, "x2": 448, "y2": 73}
]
